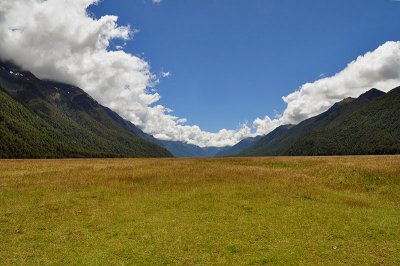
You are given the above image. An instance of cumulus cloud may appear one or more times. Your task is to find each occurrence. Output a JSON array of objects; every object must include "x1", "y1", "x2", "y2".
[
  {"x1": 0, "y1": 0, "x2": 251, "y2": 147},
  {"x1": 253, "y1": 41, "x2": 400, "y2": 135}
]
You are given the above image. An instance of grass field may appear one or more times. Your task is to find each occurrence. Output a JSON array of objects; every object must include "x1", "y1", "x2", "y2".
[{"x1": 0, "y1": 156, "x2": 399, "y2": 265}]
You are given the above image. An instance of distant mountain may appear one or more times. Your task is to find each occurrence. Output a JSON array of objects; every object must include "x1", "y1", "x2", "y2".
[
  {"x1": 157, "y1": 140, "x2": 229, "y2": 158},
  {"x1": 202, "y1": 146, "x2": 230, "y2": 157},
  {"x1": 215, "y1": 135, "x2": 263, "y2": 157},
  {"x1": 240, "y1": 87, "x2": 400, "y2": 156},
  {"x1": 0, "y1": 61, "x2": 171, "y2": 158},
  {"x1": 106, "y1": 108, "x2": 229, "y2": 158}
]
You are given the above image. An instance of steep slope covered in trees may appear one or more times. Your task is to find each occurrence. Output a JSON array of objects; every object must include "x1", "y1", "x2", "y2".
[
  {"x1": 0, "y1": 61, "x2": 171, "y2": 158},
  {"x1": 241, "y1": 88, "x2": 400, "y2": 156}
]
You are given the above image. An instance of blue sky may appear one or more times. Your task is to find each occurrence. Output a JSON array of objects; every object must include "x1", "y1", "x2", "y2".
[{"x1": 90, "y1": 0, "x2": 400, "y2": 132}]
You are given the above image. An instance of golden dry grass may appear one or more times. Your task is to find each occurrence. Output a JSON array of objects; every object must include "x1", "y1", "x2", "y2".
[{"x1": 0, "y1": 156, "x2": 399, "y2": 265}]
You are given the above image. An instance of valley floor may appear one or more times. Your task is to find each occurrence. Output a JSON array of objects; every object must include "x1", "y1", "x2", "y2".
[{"x1": 0, "y1": 156, "x2": 399, "y2": 265}]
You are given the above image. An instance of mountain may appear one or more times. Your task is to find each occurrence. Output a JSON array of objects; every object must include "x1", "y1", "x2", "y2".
[
  {"x1": 0, "y1": 61, "x2": 172, "y2": 158},
  {"x1": 202, "y1": 146, "x2": 230, "y2": 157},
  {"x1": 157, "y1": 140, "x2": 229, "y2": 158},
  {"x1": 237, "y1": 124, "x2": 295, "y2": 156},
  {"x1": 215, "y1": 135, "x2": 263, "y2": 157},
  {"x1": 105, "y1": 109, "x2": 229, "y2": 158},
  {"x1": 240, "y1": 87, "x2": 400, "y2": 156}
]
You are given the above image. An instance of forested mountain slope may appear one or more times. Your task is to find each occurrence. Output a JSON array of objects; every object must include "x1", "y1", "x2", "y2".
[
  {"x1": 240, "y1": 88, "x2": 400, "y2": 156},
  {"x1": 0, "y1": 61, "x2": 171, "y2": 158}
]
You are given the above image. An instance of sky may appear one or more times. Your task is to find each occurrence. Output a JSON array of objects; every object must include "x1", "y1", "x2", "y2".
[
  {"x1": 1, "y1": 0, "x2": 400, "y2": 147},
  {"x1": 89, "y1": 0, "x2": 400, "y2": 131}
]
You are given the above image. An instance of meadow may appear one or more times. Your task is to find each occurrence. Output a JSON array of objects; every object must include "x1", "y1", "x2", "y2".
[{"x1": 0, "y1": 156, "x2": 399, "y2": 265}]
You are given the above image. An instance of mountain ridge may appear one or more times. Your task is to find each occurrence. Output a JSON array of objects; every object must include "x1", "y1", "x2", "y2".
[
  {"x1": 239, "y1": 87, "x2": 400, "y2": 156},
  {"x1": 0, "y1": 60, "x2": 172, "y2": 158}
]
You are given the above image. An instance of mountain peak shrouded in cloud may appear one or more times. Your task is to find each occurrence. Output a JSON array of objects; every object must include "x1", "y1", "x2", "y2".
[{"x1": 1, "y1": 0, "x2": 400, "y2": 147}]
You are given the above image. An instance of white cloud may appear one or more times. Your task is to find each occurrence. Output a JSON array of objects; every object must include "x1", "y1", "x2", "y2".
[
  {"x1": 160, "y1": 71, "x2": 171, "y2": 78},
  {"x1": 151, "y1": 0, "x2": 162, "y2": 4},
  {"x1": 0, "y1": 0, "x2": 252, "y2": 147},
  {"x1": 253, "y1": 116, "x2": 283, "y2": 136},
  {"x1": 253, "y1": 41, "x2": 400, "y2": 135}
]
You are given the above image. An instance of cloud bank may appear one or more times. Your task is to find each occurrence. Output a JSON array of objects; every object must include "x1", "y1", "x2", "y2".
[
  {"x1": 1, "y1": 0, "x2": 399, "y2": 146},
  {"x1": 0, "y1": 0, "x2": 251, "y2": 147}
]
